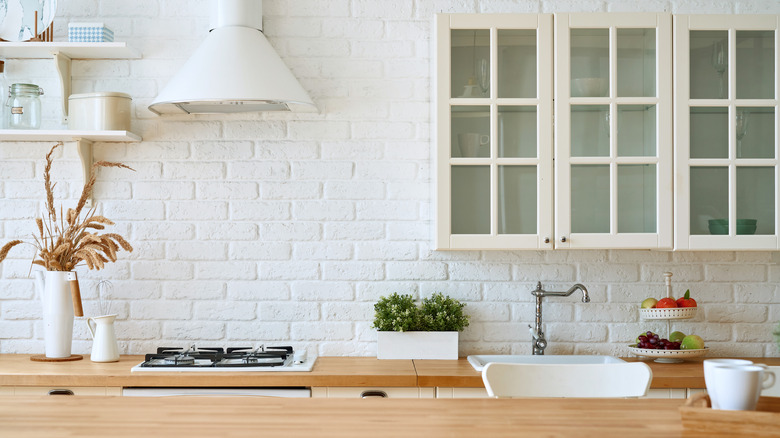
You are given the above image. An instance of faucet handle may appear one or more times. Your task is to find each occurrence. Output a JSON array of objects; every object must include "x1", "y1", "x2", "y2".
[{"x1": 528, "y1": 325, "x2": 539, "y2": 340}]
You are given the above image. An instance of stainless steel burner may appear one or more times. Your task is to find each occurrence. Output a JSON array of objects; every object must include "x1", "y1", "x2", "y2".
[{"x1": 164, "y1": 354, "x2": 195, "y2": 365}]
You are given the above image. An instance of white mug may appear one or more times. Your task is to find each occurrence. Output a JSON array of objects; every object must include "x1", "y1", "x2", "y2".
[
  {"x1": 710, "y1": 364, "x2": 775, "y2": 411},
  {"x1": 457, "y1": 133, "x2": 489, "y2": 157},
  {"x1": 703, "y1": 359, "x2": 754, "y2": 409}
]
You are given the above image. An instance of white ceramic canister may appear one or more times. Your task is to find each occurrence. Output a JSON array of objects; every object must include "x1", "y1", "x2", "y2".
[{"x1": 67, "y1": 92, "x2": 131, "y2": 131}]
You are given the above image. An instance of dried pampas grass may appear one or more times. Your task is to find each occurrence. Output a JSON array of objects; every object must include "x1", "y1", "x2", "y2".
[{"x1": 0, "y1": 142, "x2": 135, "y2": 271}]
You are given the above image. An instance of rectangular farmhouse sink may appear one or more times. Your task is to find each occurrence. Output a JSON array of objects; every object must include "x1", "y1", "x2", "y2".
[{"x1": 467, "y1": 355, "x2": 626, "y2": 372}]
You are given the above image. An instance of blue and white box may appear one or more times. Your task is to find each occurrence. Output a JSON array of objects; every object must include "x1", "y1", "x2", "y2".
[{"x1": 68, "y1": 23, "x2": 114, "y2": 42}]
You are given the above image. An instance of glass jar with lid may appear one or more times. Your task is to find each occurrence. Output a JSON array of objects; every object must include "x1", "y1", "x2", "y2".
[{"x1": 7, "y1": 83, "x2": 44, "y2": 129}]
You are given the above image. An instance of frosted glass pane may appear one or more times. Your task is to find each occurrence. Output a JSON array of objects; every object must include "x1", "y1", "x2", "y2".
[
  {"x1": 571, "y1": 165, "x2": 609, "y2": 233},
  {"x1": 451, "y1": 30, "x2": 489, "y2": 98},
  {"x1": 571, "y1": 105, "x2": 610, "y2": 157},
  {"x1": 736, "y1": 31, "x2": 775, "y2": 99},
  {"x1": 498, "y1": 29, "x2": 536, "y2": 98},
  {"x1": 617, "y1": 28, "x2": 655, "y2": 97},
  {"x1": 737, "y1": 167, "x2": 774, "y2": 235},
  {"x1": 618, "y1": 105, "x2": 656, "y2": 157},
  {"x1": 498, "y1": 166, "x2": 537, "y2": 234},
  {"x1": 451, "y1": 106, "x2": 490, "y2": 158},
  {"x1": 690, "y1": 107, "x2": 728, "y2": 159},
  {"x1": 571, "y1": 29, "x2": 609, "y2": 97},
  {"x1": 736, "y1": 107, "x2": 775, "y2": 159},
  {"x1": 451, "y1": 166, "x2": 490, "y2": 234},
  {"x1": 690, "y1": 31, "x2": 728, "y2": 99},
  {"x1": 499, "y1": 106, "x2": 536, "y2": 158},
  {"x1": 618, "y1": 165, "x2": 656, "y2": 233},
  {"x1": 690, "y1": 167, "x2": 728, "y2": 235}
]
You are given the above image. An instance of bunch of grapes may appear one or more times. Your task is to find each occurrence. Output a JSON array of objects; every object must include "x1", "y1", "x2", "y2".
[{"x1": 636, "y1": 331, "x2": 681, "y2": 350}]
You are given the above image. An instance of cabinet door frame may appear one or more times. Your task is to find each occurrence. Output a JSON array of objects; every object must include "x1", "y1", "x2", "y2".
[
  {"x1": 674, "y1": 14, "x2": 780, "y2": 250},
  {"x1": 435, "y1": 13, "x2": 554, "y2": 250},
  {"x1": 554, "y1": 12, "x2": 674, "y2": 249}
]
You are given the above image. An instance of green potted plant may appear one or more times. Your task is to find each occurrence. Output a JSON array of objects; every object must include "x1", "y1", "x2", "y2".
[{"x1": 372, "y1": 292, "x2": 469, "y2": 360}]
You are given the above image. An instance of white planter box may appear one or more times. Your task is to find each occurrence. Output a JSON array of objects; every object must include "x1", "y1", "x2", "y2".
[{"x1": 376, "y1": 331, "x2": 458, "y2": 360}]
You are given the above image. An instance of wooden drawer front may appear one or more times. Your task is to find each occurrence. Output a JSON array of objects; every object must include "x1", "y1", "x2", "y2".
[
  {"x1": 315, "y1": 387, "x2": 434, "y2": 398},
  {"x1": 436, "y1": 387, "x2": 489, "y2": 398},
  {"x1": 9, "y1": 387, "x2": 121, "y2": 396}
]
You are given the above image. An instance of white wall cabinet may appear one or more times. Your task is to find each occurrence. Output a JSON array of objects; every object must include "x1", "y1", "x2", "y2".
[
  {"x1": 436, "y1": 14, "x2": 554, "y2": 250},
  {"x1": 555, "y1": 13, "x2": 673, "y2": 249},
  {"x1": 437, "y1": 13, "x2": 779, "y2": 251},
  {"x1": 674, "y1": 15, "x2": 780, "y2": 250},
  {"x1": 435, "y1": 13, "x2": 673, "y2": 250}
]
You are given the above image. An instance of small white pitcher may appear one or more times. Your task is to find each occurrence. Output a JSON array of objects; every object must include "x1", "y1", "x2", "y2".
[{"x1": 86, "y1": 314, "x2": 120, "y2": 362}]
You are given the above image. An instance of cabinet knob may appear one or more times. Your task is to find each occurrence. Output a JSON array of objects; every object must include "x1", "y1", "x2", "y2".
[
  {"x1": 560, "y1": 236, "x2": 567, "y2": 243},
  {"x1": 544, "y1": 237, "x2": 550, "y2": 244}
]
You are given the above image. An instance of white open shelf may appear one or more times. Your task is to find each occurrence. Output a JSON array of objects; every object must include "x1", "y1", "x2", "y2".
[
  {"x1": 0, "y1": 129, "x2": 141, "y2": 142},
  {"x1": 0, "y1": 42, "x2": 140, "y2": 59}
]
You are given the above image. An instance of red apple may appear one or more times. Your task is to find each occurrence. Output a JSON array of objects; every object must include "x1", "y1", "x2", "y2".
[
  {"x1": 656, "y1": 297, "x2": 678, "y2": 308},
  {"x1": 676, "y1": 289, "x2": 697, "y2": 308}
]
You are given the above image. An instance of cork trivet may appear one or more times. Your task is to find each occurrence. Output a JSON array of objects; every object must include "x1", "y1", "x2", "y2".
[{"x1": 30, "y1": 354, "x2": 83, "y2": 362}]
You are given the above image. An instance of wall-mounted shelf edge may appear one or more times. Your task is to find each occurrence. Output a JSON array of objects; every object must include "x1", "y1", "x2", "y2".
[
  {"x1": 0, "y1": 129, "x2": 142, "y2": 208},
  {"x1": 0, "y1": 42, "x2": 140, "y2": 59}
]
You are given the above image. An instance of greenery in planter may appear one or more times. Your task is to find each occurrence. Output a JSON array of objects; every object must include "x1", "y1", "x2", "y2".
[{"x1": 372, "y1": 292, "x2": 469, "y2": 332}]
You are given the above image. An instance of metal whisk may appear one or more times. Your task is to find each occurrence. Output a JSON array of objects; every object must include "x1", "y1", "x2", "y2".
[{"x1": 96, "y1": 280, "x2": 113, "y2": 316}]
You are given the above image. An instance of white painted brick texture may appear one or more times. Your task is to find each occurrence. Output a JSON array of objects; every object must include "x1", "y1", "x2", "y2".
[{"x1": 1, "y1": 0, "x2": 779, "y2": 357}]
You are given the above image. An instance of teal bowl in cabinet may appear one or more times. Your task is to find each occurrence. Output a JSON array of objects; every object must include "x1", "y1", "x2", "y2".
[{"x1": 708, "y1": 219, "x2": 757, "y2": 235}]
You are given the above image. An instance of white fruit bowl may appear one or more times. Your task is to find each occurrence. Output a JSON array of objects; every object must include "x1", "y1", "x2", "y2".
[
  {"x1": 639, "y1": 307, "x2": 697, "y2": 320},
  {"x1": 627, "y1": 344, "x2": 708, "y2": 363}
]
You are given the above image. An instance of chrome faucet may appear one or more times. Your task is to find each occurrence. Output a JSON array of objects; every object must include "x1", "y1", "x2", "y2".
[{"x1": 529, "y1": 282, "x2": 590, "y2": 355}]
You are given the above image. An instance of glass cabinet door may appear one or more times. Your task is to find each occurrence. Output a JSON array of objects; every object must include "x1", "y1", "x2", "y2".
[
  {"x1": 675, "y1": 15, "x2": 779, "y2": 250},
  {"x1": 555, "y1": 13, "x2": 673, "y2": 249},
  {"x1": 436, "y1": 14, "x2": 554, "y2": 249}
]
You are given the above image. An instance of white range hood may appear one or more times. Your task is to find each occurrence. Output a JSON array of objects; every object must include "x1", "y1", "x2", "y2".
[{"x1": 148, "y1": 0, "x2": 316, "y2": 115}]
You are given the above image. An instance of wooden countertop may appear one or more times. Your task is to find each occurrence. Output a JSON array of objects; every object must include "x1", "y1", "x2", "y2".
[
  {"x1": 0, "y1": 396, "x2": 699, "y2": 438},
  {"x1": 2, "y1": 354, "x2": 778, "y2": 389},
  {"x1": 0, "y1": 355, "x2": 417, "y2": 387},
  {"x1": 414, "y1": 357, "x2": 780, "y2": 388}
]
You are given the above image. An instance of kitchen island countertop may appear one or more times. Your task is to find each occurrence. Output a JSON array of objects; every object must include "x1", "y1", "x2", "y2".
[{"x1": 0, "y1": 395, "x2": 702, "y2": 438}]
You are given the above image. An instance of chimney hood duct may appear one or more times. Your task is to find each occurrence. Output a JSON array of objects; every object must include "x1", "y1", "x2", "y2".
[{"x1": 148, "y1": 0, "x2": 316, "y2": 115}]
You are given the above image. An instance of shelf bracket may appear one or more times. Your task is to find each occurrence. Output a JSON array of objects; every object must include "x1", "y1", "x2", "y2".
[
  {"x1": 74, "y1": 138, "x2": 94, "y2": 209},
  {"x1": 52, "y1": 51, "x2": 71, "y2": 124}
]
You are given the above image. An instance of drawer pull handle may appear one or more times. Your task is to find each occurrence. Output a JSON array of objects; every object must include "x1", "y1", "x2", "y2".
[
  {"x1": 360, "y1": 390, "x2": 387, "y2": 398},
  {"x1": 48, "y1": 389, "x2": 75, "y2": 396}
]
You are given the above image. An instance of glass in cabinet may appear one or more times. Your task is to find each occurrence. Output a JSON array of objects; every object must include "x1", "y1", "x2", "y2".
[
  {"x1": 436, "y1": 14, "x2": 553, "y2": 249},
  {"x1": 555, "y1": 13, "x2": 673, "y2": 249},
  {"x1": 674, "y1": 15, "x2": 779, "y2": 250}
]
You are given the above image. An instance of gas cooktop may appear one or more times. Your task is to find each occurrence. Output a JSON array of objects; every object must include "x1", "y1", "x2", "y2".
[{"x1": 130, "y1": 345, "x2": 316, "y2": 372}]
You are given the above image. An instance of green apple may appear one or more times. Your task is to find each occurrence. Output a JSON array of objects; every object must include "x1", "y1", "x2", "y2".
[
  {"x1": 681, "y1": 334, "x2": 705, "y2": 350},
  {"x1": 669, "y1": 331, "x2": 686, "y2": 343},
  {"x1": 640, "y1": 298, "x2": 658, "y2": 309}
]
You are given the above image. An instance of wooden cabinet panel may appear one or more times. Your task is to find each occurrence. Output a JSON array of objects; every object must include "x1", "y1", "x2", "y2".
[{"x1": 313, "y1": 387, "x2": 435, "y2": 398}]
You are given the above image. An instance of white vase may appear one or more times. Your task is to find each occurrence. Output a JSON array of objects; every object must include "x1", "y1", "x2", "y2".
[
  {"x1": 376, "y1": 331, "x2": 459, "y2": 360},
  {"x1": 33, "y1": 271, "x2": 75, "y2": 358}
]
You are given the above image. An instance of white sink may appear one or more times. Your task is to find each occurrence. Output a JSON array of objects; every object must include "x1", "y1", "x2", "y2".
[{"x1": 467, "y1": 355, "x2": 626, "y2": 372}]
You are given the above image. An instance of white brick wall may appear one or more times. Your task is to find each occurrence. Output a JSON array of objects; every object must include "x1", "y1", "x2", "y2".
[{"x1": 1, "y1": 0, "x2": 778, "y2": 359}]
